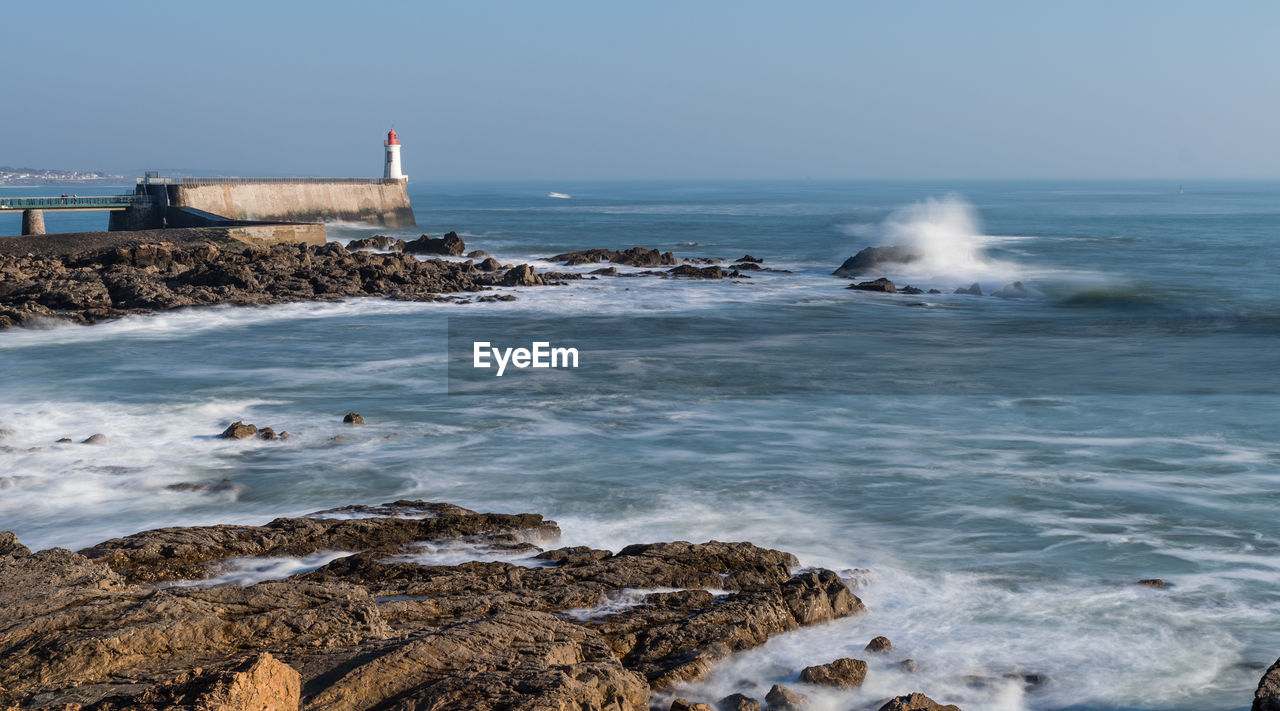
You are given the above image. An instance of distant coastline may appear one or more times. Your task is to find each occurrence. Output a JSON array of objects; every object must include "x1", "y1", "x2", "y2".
[{"x1": 0, "y1": 166, "x2": 126, "y2": 187}]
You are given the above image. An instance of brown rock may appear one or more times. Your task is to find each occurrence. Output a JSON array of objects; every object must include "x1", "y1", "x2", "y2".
[
  {"x1": 764, "y1": 684, "x2": 808, "y2": 710},
  {"x1": 719, "y1": 693, "x2": 762, "y2": 711},
  {"x1": 672, "y1": 699, "x2": 715, "y2": 711},
  {"x1": 0, "y1": 504, "x2": 861, "y2": 711},
  {"x1": 877, "y1": 692, "x2": 962, "y2": 711},
  {"x1": 800, "y1": 657, "x2": 867, "y2": 688},
  {"x1": 500, "y1": 264, "x2": 542, "y2": 287},
  {"x1": 219, "y1": 421, "x2": 257, "y2": 439},
  {"x1": 865, "y1": 635, "x2": 893, "y2": 653},
  {"x1": 88, "y1": 653, "x2": 300, "y2": 711},
  {"x1": 1137, "y1": 578, "x2": 1167, "y2": 588},
  {"x1": 1256, "y1": 658, "x2": 1280, "y2": 711},
  {"x1": 342, "y1": 412, "x2": 364, "y2": 425},
  {"x1": 256, "y1": 427, "x2": 276, "y2": 440}
]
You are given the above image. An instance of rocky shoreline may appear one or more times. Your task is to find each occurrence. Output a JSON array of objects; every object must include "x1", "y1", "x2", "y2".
[
  {"x1": 0, "y1": 499, "x2": 972, "y2": 711},
  {"x1": 0, "y1": 231, "x2": 566, "y2": 331}
]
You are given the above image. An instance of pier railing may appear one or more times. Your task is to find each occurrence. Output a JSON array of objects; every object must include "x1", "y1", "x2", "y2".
[
  {"x1": 0, "y1": 195, "x2": 150, "y2": 210},
  {"x1": 138, "y1": 177, "x2": 405, "y2": 186}
]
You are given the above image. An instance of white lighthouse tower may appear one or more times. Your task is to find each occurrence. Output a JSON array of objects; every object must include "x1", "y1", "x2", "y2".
[{"x1": 383, "y1": 128, "x2": 406, "y2": 181}]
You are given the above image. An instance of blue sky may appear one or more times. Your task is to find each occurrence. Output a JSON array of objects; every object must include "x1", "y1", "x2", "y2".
[{"x1": 4, "y1": 1, "x2": 1277, "y2": 179}]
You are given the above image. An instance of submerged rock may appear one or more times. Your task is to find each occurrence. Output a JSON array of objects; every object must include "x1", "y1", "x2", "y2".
[
  {"x1": 866, "y1": 635, "x2": 893, "y2": 653},
  {"x1": 668, "y1": 264, "x2": 724, "y2": 279},
  {"x1": 719, "y1": 693, "x2": 762, "y2": 711},
  {"x1": 955, "y1": 282, "x2": 983, "y2": 296},
  {"x1": 848, "y1": 277, "x2": 897, "y2": 293},
  {"x1": 220, "y1": 421, "x2": 258, "y2": 439},
  {"x1": 833, "y1": 245, "x2": 923, "y2": 278},
  {"x1": 800, "y1": 657, "x2": 867, "y2": 688},
  {"x1": 877, "y1": 692, "x2": 962, "y2": 711},
  {"x1": 764, "y1": 684, "x2": 809, "y2": 710},
  {"x1": 80, "y1": 433, "x2": 107, "y2": 445},
  {"x1": 343, "y1": 412, "x2": 365, "y2": 425},
  {"x1": 994, "y1": 281, "x2": 1030, "y2": 298},
  {"x1": 549, "y1": 247, "x2": 676, "y2": 267}
]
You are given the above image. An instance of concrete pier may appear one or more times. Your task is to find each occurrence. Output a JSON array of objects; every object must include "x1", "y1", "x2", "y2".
[{"x1": 21, "y1": 209, "x2": 45, "y2": 236}]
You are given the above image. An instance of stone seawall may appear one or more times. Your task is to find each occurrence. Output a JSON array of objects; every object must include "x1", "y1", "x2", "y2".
[{"x1": 170, "y1": 181, "x2": 415, "y2": 227}]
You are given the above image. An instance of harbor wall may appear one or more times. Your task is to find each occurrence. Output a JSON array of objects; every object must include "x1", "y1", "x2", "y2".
[{"x1": 169, "y1": 180, "x2": 415, "y2": 227}]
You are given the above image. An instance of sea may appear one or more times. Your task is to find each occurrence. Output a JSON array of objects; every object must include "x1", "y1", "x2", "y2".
[{"x1": 1, "y1": 180, "x2": 1278, "y2": 711}]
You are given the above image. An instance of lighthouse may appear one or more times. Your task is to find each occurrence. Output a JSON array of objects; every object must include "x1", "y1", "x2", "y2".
[{"x1": 383, "y1": 129, "x2": 406, "y2": 181}]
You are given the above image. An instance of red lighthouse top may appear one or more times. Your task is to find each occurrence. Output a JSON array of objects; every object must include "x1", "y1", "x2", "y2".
[{"x1": 385, "y1": 128, "x2": 400, "y2": 146}]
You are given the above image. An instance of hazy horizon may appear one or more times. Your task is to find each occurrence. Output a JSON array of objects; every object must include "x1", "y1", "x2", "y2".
[{"x1": 5, "y1": 1, "x2": 1278, "y2": 181}]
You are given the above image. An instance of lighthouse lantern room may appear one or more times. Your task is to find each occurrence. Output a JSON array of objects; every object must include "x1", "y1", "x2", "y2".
[{"x1": 383, "y1": 129, "x2": 406, "y2": 181}]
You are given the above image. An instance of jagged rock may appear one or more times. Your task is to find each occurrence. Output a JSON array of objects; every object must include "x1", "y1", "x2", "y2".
[
  {"x1": 500, "y1": 264, "x2": 542, "y2": 287},
  {"x1": 877, "y1": 693, "x2": 962, "y2": 711},
  {"x1": 0, "y1": 239, "x2": 550, "y2": 332},
  {"x1": 733, "y1": 262, "x2": 761, "y2": 270},
  {"x1": 800, "y1": 657, "x2": 867, "y2": 688},
  {"x1": 219, "y1": 421, "x2": 257, "y2": 439},
  {"x1": 954, "y1": 283, "x2": 983, "y2": 296},
  {"x1": 256, "y1": 427, "x2": 277, "y2": 440},
  {"x1": 833, "y1": 246, "x2": 922, "y2": 278},
  {"x1": 736, "y1": 255, "x2": 762, "y2": 263},
  {"x1": 348, "y1": 235, "x2": 406, "y2": 251},
  {"x1": 549, "y1": 247, "x2": 677, "y2": 267},
  {"x1": 86, "y1": 653, "x2": 300, "y2": 711},
  {"x1": 1137, "y1": 578, "x2": 1167, "y2": 588},
  {"x1": 848, "y1": 277, "x2": 896, "y2": 293},
  {"x1": 0, "y1": 505, "x2": 860, "y2": 711},
  {"x1": 467, "y1": 250, "x2": 490, "y2": 259},
  {"x1": 927, "y1": 289, "x2": 941, "y2": 294},
  {"x1": 478, "y1": 257, "x2": 502, "y2": 271},
  {"x1": 668, "y1": 264, "x2": 723, "y2": 279},
  {"x1": 403, "y1": 232, "x2": 465, "y2": 256},
  {"x1": 866, "y1": 636, "x2": 893, "y2": 653},
  {"x1": 343, "y1": 412, "x2": 364, "y2": 425},
  {"x1": 994, "y1": 281, "x2": 1029, "y2": 298},
  {"x1": 0, "y1": 531, "x2": 29, "y2": 557},
  {"x1": 900, "y1": 285, "x2": 923, "y2": 295},
  {"x1": 672, "y1": 699, "x2": 715, "y2": 711},
  {"x1": 764, "y1": 684, "x2": 809, "y2": 710},
  {"x1": 719, "y1": 693, "x2": 762, "y2": 711},
  {"x1": 1255, "y1": 658, "x2": 1280, "y2": 711},
  {"x1": 166, "y1": 479, "x2": 238, "y2": 494},
  {"x1": 80, "y1": 433, "x2": 107, "y2": 445}
]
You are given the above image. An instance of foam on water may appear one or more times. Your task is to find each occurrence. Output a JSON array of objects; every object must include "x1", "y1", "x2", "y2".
[
  {"x1": 171, "y1": 551, "x2": 354, "y2": 587},
  {"x1": 2, "y1": 181, "x2": 1277, "y2": 710}
]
